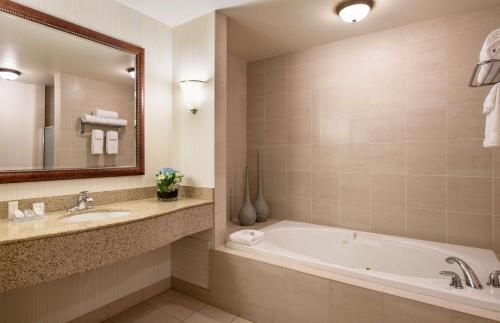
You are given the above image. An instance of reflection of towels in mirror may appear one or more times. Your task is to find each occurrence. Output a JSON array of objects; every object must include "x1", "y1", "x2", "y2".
[
  {"x1": 91, "y1": 129, "x2": 104, "y2": 155},
  {"x1": 92, "y1": 108, "x2": 118, "y2": 119},
  {"x1": 107, "y1": 118, "x2": 128, "y2": 126},
  {"x1": 106, "y1": 130, "x2": 119, "y2": 155}
]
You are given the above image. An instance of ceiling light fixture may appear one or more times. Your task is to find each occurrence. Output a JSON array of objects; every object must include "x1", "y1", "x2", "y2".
[
  {"x1": 0, "y1": 68, "x2": 21, "y2": 81},
  {"x1": 336, "y1": 0, "x2": 374, "y2": 23},
  {"x1": 127, "y1": 67, "x2": 136, "y2": 79}
]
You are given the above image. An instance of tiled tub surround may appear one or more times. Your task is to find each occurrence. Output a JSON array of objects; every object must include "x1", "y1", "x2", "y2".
[
  {"x1": 210, "y1": 248, "x2": 499, "y2": 323},
  {"x1": 246, "y1": 7, "x2": 500, "y2": 252},
  {"x1": 0, "y1": 198, "x2": 214, "y2": 292}
]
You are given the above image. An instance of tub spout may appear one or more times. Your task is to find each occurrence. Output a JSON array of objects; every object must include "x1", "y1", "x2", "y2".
[{"x1": 445, "y1": 257, "x2": 483, "y2": 289}]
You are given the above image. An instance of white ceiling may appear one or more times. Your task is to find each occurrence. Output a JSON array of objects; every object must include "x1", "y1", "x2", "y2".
[{"x1": 116, "y1": 0, "x2": 500, "y2": 61}]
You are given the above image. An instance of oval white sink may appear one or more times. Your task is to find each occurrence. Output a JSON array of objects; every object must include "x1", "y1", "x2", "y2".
[{"x1": 63, "y1": 211, "x2": 130, "y2": 222}]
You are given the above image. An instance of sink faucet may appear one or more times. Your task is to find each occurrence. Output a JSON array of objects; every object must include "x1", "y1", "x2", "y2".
[
  {"x1": 445, "y1": 257, "x2": 483, "y2": 289},
  {"x1": 68, "y1": 191, "x2": 94, "y2": 212}
]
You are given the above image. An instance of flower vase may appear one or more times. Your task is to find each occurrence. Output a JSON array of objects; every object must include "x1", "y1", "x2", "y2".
[
  {"x1": 238, "y1": 166, "x2": 256, "y2": 226},
  {"x1": 254, "y1": 149, "x2": 269, "y2": 222},
  {"x1": 157, "y1": 187, "x2": 179, "y2": 202}
]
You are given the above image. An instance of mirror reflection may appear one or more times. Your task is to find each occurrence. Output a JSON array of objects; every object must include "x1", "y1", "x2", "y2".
[{"x1": 0, "y1": 11, "x2": 137, "y2": 171}]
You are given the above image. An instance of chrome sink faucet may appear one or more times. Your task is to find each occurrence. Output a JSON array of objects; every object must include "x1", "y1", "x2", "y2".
[
  {"x1": 68, "y1": 191, "x2": 94, "y2": 212},
  {"x1": 445, "y1": 257, "x2": 483, "y2": 289}
]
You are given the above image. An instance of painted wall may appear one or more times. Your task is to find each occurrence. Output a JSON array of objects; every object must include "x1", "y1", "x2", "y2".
[
  {"x1": 0, "y1": 0, "x2": 172, "y2": 201},
  {"x1": 171, "y1": 13, "x2": 215, "y2": 189},
  {"x1": 246, "y1": 6, "x2": 500, "y2": 252}
]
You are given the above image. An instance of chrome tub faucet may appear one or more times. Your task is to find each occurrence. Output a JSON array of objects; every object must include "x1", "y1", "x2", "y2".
[{"x1": 445, "y1": 257, "x2": 483, "y2": 289}]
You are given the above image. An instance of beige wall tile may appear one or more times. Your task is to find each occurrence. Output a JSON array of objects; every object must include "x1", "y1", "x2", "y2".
[
  {"x1": 266, "y1": 55, "x2": 287, "y2": 71},
  {"x1": 247, "y1": 73, "x2": 265, "y2": 98},
  {"x1": 371, "y1": 174, "x2": 405, "y2": 206},
  {"x1": 247, "y1": 60, "x2": 266, "y2": 76},
  {"x1": 338, "y1": 143, "x2": 370, "y2": 173},
  {"x1": 339, "y1": 173, "x2": 370, "y2": 231},
  {"x1": 447, "y1": 67, "x2": 490, "y2": 105},
  {"x1": 287, "y1": 63, "x2": 311, "y2": 92},
  {"x1": 312, "y1": 199, "x2": 338, "y2": 227},
  {"x1": 265, "y1": 68, "x2": 287, "y2": 95},
  {"x1": 407, "y1": 208, "x2": 446, "y2": 242},
  {"x1": 447, "y1": 176, "x2": 492, "y2": 214},
  {"x1": 330, "y1": 281, "x2": 384, "y2": 323},
  {"x1": 287, "y1": 50, "x2": 312, "y2": 66},
  {"x1": 287, "y1": 118, "x2": 311, "y2": 144},
  {"x1": 370, "y1": 108, "x2": 405, "y2": 142},
  {"x1": 247, "y1": 122, "x2": 265, "y2": 146},
  {"x1": 312, "y1": 144, "x2": 338, "y2": 172},
  {"x1": 407, "y1": 141, "x2": 446, "y2": 175},
  {"x1": 450, "y1": 311, "x2": 499, "y2": 323},
  {"x1": 265, "y1": 94, "x2": 286, "y2": 120},
  {"x1": 406, "y1": 106, "x2": 446, "y2": 141},
  {"x1": 405, "y1": 17, "x2": 447, "y2": 44},
  {"x1": 406, "y1": 38, "x2": 446, "y2": 73},
  {"x1": 494, "y1": 217, "x2": 500, "y2": 253},
  {"x1": 370, "y1": 142, "x2": 405, "y2": 174},
  {"x1": 407, "y1": 175, "x2": 446, "y2": 210},
  {"x1": 287, "y1": 171, "x2": 311, "y2": 198},
  {"x1": 447, "y1": 103, "x2": 485, "y2": 140},
  {"x1": 247, "y1": 98, "x2": 265, "y2": 122},
  {"x1": 338, "y1": 111, "x2": 371, "y2": 143},
  {"x1": 447, "y1": 212, "x2": 493, "y2": 249},
  {"x1": 447, "y1": 24, "x2": 492, "y2": 69},
  {"x1": 268, "y1": 194, "x2": 286, "y2": 219},
  {"x1": 383, "y1": 294, "x2": 451, "y2": 323},
  {"x1": 312, "y1": 172, "x2": 338, "y2": 200},
  {"x1": 287, "y1": 145, "x2": 311, "y2": 171},
  {"x1": 447, "y1": 140, "x2": 491, "y2": 177},
  {"x1": 287, "y1": 197, "x2": 312, "y2": 223},
  {"x1": 263, "y1": 171, "x2": 286, "y2": 196},
  {"x1": 287, "y1": 90, "x2": 312, "y2": 119},
  {"x1": 406, "y1": 70, "x2": 447, "y2": 109},
  {"x1": 262, "y1": 145, "x2": 286, "y2": 171},
  {"x1": 372, "y1": 205, "x2": 405, "y2": 236},
  {"x1": 495, "y1": 178, "x2": 500, "y2": 216},
  {"x1": 265, "y1": 119, "x2": 286, "y2": 145}
]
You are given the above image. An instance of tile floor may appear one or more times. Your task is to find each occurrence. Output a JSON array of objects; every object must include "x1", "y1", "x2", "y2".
[{"x1": 105, "y1": 289, "x2": 252, "y2": 323}]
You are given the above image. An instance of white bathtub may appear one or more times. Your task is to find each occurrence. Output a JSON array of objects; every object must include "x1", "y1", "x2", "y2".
[{"x1": 226, "y1": 220, "x2": 500, "y2": 312}]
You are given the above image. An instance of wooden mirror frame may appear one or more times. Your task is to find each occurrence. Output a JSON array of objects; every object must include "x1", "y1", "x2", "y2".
[{"x1": 0, "y1": 0, "x2": 145, "y2": 183}]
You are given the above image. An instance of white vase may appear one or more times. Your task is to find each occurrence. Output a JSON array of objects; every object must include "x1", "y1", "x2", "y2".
[
  {"x1": 238, "y1": 166, "x2": 256, "y2": 226},
  {"x1": 254, "y1": 149, "x2": 269, "y2": 222}
]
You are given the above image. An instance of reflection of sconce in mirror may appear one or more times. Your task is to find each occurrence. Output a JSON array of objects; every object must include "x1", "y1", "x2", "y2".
[
  {"x1": 0, "y1": 68, "x2": 21, "y2": 81},
  {"x1": 127, "y1": 67, "x2": 135, "y2": 79},
  {"x1": 180, "y1": 80, "x2": 206, "y2": 114}
]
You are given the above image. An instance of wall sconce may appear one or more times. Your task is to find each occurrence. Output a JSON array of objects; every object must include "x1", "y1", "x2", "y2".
[
  {"x1": 127, "y1": 67, "x2": 136, "y2": 79},
  {"x1": 180, "y1": 80, "x2": 206, "y2": 114}
]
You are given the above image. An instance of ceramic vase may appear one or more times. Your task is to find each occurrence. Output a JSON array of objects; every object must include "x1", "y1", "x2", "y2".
[
  {"x1": 238, "y1": 166, "x2": 257, "y2": 226},
  {"x1": 254, "y1": 149, "x2": 269, "y2": 222}
]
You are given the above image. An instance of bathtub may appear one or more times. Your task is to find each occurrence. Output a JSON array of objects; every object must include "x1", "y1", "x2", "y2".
[{"x1": 226, "y1": 220, "x2": 500, "y2": 313}]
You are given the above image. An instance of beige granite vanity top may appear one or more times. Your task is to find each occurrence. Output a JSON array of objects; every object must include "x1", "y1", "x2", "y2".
[{"x1": 0, "y1": 197, "x2": 213, "y2": 246}]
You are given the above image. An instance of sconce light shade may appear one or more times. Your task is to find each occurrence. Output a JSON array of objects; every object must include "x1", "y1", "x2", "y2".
[
  {"x1": 180, "y1": 80, "x2": 206, "y2": 114},
  {"x1": 0, "y1": 68, "x2": 21, "y2": 81},
  {"x1": 127, "y1": 67, "x2": 136, "y2": 79}
]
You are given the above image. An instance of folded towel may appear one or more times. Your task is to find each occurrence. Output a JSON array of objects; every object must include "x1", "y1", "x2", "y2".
[
  {"x1": 82, "y1": 114, "x2": 108, "y2": 125},
  {"x1": 478, "y1": 28, "x2": 500, "y2": 84},
  {"x1": 483, "y1": 84, "x2": 500, "y2": 148},
  {"x1": 107, "y1": 118, "x2": 128, "y2": 126},
  {"x1": 106, "y1": 130, "x2": 119, "y2": 155},
  {"x1": 229, "y1": 230, "x2": 265, "y2": 246},
  {"x1": 92, "y1": 109, "x2": 118, "y2": 119},
  {"x1": 91, "y1": 129, "x2": 104, "y2": 155}
]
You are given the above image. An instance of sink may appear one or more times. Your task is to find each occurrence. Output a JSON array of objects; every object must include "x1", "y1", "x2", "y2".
[{"x1": 63, "y1": 210, "x2": 130, "y2": 222}]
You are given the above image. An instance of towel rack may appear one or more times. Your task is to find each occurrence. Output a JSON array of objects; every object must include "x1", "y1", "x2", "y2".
[
  {"x1": 79, "y1": 119, "x2": 127, "y2": 135},
  {"x1": 469, "y1": 59, "x2": 500, "y2": 87}
]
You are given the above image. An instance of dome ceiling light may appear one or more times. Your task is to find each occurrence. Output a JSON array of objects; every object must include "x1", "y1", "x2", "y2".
[{"x1": 336, "y1": 0, "x2": 374, "y2": 23}]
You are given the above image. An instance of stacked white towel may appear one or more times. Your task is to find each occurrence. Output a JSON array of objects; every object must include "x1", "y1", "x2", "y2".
[
  {"x1": 92, "y1": 109, "x2": 119, "y2": 119},
  {"x1": 106, "y1": 130, "x2": 119, "y2": 155},
  {"x1": 229, "y1": 230, "x2": 265, "y2": 246},
  {"x1": 483, "y1": 84, "x2": 500, "y2": 148},
  {"x1": 82, "y1": 114, "x2": 108, "y2": 125},
  {"x1": 478, "y1": 28, "x2": 500, "y2": 84},
  {"x1": 107, "y1": 118, "x2": 128, "y2": 126},
  {"x1": 91, "y1": 129, "x2": 104, "y2": 155}
]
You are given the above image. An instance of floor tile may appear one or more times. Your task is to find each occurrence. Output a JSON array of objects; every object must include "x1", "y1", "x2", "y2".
[
  {"x1": 231, "y1": 317, "x2": 253, "y2": 323},
  {"x1": 184, "y1": 305, "x2": 236, "y2": 323},
  {"x1": 109, "y1": 303, "x2": 180, "y2": 323},
  {"x1": 146, "y1": 291, "x2": 206, "y2": 320}
]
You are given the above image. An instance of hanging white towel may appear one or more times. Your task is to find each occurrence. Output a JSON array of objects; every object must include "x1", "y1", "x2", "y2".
[
  {"x1": 106, "y1": 130, "x2": 119, "y2": 155},
  {"x1": 229, "y1": 230, "x2": 265, "y2": 246},
  {"x1": 82, "y1": 114, "x2": 108, "y2": 125},
  {"x1": 92, "y1": 109, "x2": 119, "y2": 119},
  {"x1": 107, "y1": 118, "x2": 128, "y2": 126},
  {"x1": 483, "y1": 84, "x2": 500, "y2": 148},
  {"x1": 478, "y1": 28, "x2": 500, "y2": 84},
  {"x1": 91, "y1": 129, "x2": 104, "y2": 155}
]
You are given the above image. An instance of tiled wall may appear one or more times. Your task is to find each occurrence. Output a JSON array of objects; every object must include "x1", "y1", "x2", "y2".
[
  {"x1": 227, "y1": 53, "x2": 248, "y2": 222},
  {"x1": 208, "y1": 250, "x2": 496, "y2": 323},
  {"x1": 247, "y1": 7, "x2": 500, "y2": 251}
]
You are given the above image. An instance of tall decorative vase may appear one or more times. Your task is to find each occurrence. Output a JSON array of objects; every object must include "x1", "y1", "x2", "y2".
[
  {"x1": 238, "y1": 166, "x2": 257, "y2": 226},
  {"x1": 254, "y1": 149, "x2": 269, "y2": 222}
]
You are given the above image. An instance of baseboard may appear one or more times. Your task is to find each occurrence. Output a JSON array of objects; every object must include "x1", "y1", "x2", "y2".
[
  {"x1": 69, "y1": 277, "x2": 171, "y2": 323},
  {"x1": 172, "y1": 276, "x2": 210, "y2": 303}
]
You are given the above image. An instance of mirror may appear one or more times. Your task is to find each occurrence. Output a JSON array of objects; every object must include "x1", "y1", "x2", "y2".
[{"x1": 0, "y1": 1, "x2": 144, "y2": 183}]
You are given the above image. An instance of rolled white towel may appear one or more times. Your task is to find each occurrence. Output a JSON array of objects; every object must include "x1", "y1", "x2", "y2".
[
  {"x1": 81, "y1": 114, "x2": 108, "y2": 125},
  {"x1": 92, "y1": 108, "x2": 119, "y2": 119},
  {"x1": 483, "y1": 84, "x2": 500, "y2": 148},
  {"x1": 229, "y1": 230, "x2": 265, "y2": 246},
  {"x1": 478, "y1": 28, "x2": 500, "y2": 84},
  {"x1": 107, "y1": 118, "x2": 128, "y2": 126}
]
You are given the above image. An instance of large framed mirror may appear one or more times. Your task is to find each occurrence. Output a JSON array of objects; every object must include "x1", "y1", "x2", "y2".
[{"x1": 0, "y1": 0, "x2": 145, "y2": 183}]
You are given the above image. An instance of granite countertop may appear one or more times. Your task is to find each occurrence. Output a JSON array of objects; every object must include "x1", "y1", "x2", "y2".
[{"x1": 0, "y1": 197, "x2": 213, "y2": 246}]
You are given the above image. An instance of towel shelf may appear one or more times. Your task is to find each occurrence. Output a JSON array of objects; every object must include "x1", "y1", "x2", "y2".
[
  {"x1": 469, "y1": 59, "x2": 500, "y2": 87},
  {"x1": 79, "y1": 119, "x2": 127, "y2": 135}
]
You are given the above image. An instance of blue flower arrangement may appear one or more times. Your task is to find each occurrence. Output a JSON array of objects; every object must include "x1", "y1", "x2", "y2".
[{"x1": 155, "y1": 168, "x2": 183, "y2": 201}]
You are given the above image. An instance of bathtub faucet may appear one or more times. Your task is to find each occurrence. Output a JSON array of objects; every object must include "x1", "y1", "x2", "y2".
[{"x1": 445, "y1": 257, "x2": 483, "y2": 289}]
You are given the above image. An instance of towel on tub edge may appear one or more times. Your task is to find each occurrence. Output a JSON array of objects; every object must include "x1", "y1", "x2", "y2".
[{"x1": 229, "y1": 230, "x2": 265, "y2": 246}]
